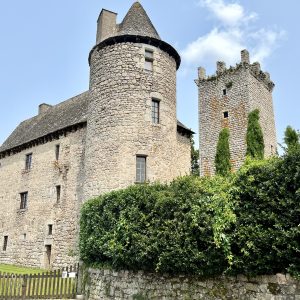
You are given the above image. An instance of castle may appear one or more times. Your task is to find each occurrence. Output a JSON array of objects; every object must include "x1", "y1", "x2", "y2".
[
  {"x1": 0, "y1": 2, "x2": 192, "y2": 269},
  {"x1": 196, "y1": 50, "x2": 277, "y2": 176},
  {"x1": 0, "y1": 2, "x2": 277, "y2": 270}
]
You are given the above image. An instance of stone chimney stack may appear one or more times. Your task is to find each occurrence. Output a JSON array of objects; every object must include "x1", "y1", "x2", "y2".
[
  {"x1": 198, "y1": 67, "x2": 206, "y2": 80},
  {"x1": 216, "y1": 61, "x2": 226, "y2": 74},
  {"x1": 96, "y1": 9, "x2": 117, "y2": 44},
  {"x1": 39, "y1": 103, "x2": 52, "y2": 115},
  {"x1": 241, "y1": 49, "x2": 250, "y2": 64}
]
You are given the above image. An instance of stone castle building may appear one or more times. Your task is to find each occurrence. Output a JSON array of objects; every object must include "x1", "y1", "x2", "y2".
[
  {"x1": 0, "y1": 2, "x2": 192, "y2": 269},
  {"x1": 196, "y1": 50, "x2": 277, "y2": 176}
]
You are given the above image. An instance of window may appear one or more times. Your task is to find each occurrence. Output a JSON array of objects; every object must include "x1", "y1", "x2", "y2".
[
  {"x1": 55, "y1": 145, "x2": 60, "y2": 160},
  {"x1": 136, "y1": 156, "x2": 146, "y2": 183},
  {"x1": 20, "y1": 192, "x2": 28, "y2": 209},
  {"x1": 145, "y1": 49, "x2": 153, "y2": 71},
  {"x1": 23, "y1": 233, "x2": 27, "y2": 240},
  {"x1": 48, "y1": 225, "x2": 53, "y2": 236},
  {"x1": 25, "y1": 153, "x2": 32, "y2": 170},
  {"x1": 223, "y1": 111, "x2": 229, "y2": 118},
  {"x1": 3, "y1": 236, "x2": 8, "y2": 251},
  {"x1": 152, "y1": 99, "x2": 160, "y2": 124},
  {"x1": 56, "y1": 185, "x2": 61, "y2": 202},
  {"x1": 223, "y1": 89, "x2": 227, "y2": 95}
]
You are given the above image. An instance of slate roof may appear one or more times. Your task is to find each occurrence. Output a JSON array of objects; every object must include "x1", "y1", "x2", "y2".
[
  {"x1": 0, "y1": 92, "x2": 89, "y2": 153},
  {"x1": 117, "y1": 2, "x2": 160, "y2": 39},
  {"x1": 0, "y1": 91, "x2": 193, "y2": 154}
]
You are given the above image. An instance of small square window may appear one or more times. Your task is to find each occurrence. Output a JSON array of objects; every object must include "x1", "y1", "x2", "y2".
[
  {"x1": 3, "y1": 236, "x2": 8, "y2": 251},
  {"x1": 20, "y1": 192, "x2": 28, "y2": 209},
  {"x1": 152, "y1": 99, "x2": 160, "y2": 124},
  {"x1": 25, "y1": 153, "x2": 32, "y2": 170},
  {"x1": 145, "y1": 49, "x2": 153, "y2": 71},
  {"x1": 55, "y1": 145, "x2": 60, "y2": 160},
  {"x1": 136, "y1": 156, "x2": 146, "y2": 183},
  {"x1": 223, "y1": 89, "x2": 227, "y2": 95},
  {"x1": 56, "y1": 185, "x2": 61, "y2": 202},
  {"x1": 223, "y1": 111, "x2": 229, "y2": 118},
  {"x1": 48, "y1": 225, "x2": 53, "y2": 236}
]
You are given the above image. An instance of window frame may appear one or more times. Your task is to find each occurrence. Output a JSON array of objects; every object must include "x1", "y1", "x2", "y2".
[
  {"x1": 3, "y1": 236, "x2": 8, "y2": 251},
  {"x1": 136, "y1": 155, "x2": 147, "y2": 183},
  {"x1": 20, "y1": 192, "x2": 28, "y2": 210},
  {"x1": 25, "y1": 153, "x2": 32, "y2": 170},
  {"x1": 151, "y1": 98, "x2": 160, "y2": 124},
  {"x1": 144, "y1": 49, "x2": 154, "y2": 71}
]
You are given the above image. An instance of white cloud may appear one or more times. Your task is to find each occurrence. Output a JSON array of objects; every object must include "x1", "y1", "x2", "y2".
[
  {"x1": 181, "y1": 0, "x2": 285, "y2": 73},
  {"x1": 199, "y1": 0, "x2": 256, "y2": 27},
  {"x1": 182, "y1": 28, "x2": 245, "y2": 67}
]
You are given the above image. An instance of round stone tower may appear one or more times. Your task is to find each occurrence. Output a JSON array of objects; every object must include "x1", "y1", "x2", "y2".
[{"x1": 83, "y1": 2, "x2": 190, "y2": 200}]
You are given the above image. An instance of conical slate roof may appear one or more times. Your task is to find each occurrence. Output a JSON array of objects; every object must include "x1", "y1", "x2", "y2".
[{"x1": 118, "y1": 2, "x2": 160, "y2": 39}]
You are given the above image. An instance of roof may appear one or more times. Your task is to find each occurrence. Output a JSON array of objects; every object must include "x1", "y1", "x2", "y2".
[
  {"x1": 0, "y1": 92, "x2": 89, "y2": 153},
  {"x1": 117, "y1": 2, "x2": 160, "y2": 39},
  {"x1": 0, "y1": 92, "x2": 193, "y2": 155}
]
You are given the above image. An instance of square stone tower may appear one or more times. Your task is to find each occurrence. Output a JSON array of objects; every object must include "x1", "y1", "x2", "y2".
[{"x1": 196, "y1": 50, "x2": 277, "y2": 176}]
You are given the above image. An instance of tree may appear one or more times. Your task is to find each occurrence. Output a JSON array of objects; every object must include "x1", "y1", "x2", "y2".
[
  {"x1": 246, "y1": 109, "x2": 264, "y2": 159},
  {"x1": 215, "y1": 128, "x2": 231, "y2": 176},
  {"x1": 191, "y1": 137, "x2": 199, "y2": 175},
  {"x1": 284, "y1": 125, "x2": 299, "y2": 150}
]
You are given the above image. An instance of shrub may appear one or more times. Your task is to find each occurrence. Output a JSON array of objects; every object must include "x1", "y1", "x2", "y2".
[
  {"x1": 230, "y1": 148, "x2": 300, "y2": 276},
  {"x1": 284, "y1": 125, "x2": 299, "y2": 150},
  {"x1": 246, "y1": 109, "x2": 264, "y2": 159},
  {"x1": 80, "y1": 176, "x2": 235, "y2": 275},
  {"x1": 215, "y1": 128, "x2": 231, "y2": 176}
]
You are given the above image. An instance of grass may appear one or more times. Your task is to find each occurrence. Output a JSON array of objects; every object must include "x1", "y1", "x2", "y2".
[{"x1": 0, "y1": 263, "x2": 46, "y2": 274}]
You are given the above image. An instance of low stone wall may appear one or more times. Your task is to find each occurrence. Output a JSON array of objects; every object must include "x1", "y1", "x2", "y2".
[{"x1": 84, "y1": 268, "x2": 300, "y2": 300}]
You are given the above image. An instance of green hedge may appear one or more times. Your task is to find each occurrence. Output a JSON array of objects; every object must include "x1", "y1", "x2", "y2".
[
  {"x1": 80, "y1": 176, "x2": 235, "y2": 275},
  {"x1": 80, "y1": 147, "x2": 300, "y2": 277},
  {"x1": 231, "y1": 148, "x2": 300, "y2": 276}
]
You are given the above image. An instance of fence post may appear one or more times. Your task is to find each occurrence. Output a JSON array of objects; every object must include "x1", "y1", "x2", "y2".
[
  {"x1": 76, "y1": 261, "x2": 85, "y2": 299},
  {"x1": 22, "y1": 275, "x2": 27, "y2": 300}
]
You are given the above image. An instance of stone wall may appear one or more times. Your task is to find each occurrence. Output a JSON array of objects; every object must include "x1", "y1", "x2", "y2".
[
  {"x1": 84, "y1": 41, "x2": 190, "y2": 201},
  {"x1": 197, "y1": 51, "x2": 277, "y2": 176},
  {"x1": 0, "y1": 127, "x2": 86, "y2": 269},
  {"x1": 85, "y1": 268, "x2": 300, "y2": 300}
]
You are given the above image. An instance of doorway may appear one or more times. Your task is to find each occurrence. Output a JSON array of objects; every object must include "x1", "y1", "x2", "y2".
[{"x1": 44, "y1": 245, "x2": 52, "y2": 269}]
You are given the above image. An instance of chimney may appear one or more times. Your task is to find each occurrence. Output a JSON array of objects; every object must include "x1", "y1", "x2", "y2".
[
  {"x1": 216, "y1": 61, "x2": 226, "y2": 74},
  {"x1": 39, "y1": 103, "x2": 52, "y2": 115},
  {"x1": 241, "y1": 49, "x2": 250, "y2": 64},
  {"x1": 96, "y1": 9, "x2": 117, "y2": 44},
  {"x1": 198, "y1": 67, "x2": 206, "y2": 80}
]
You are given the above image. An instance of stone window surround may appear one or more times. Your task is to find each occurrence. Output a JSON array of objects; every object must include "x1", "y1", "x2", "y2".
[
  {"x1": 20, "y1": 191, "x2": 28, "y2": 210},
  {"x1": 136, "y1": 155, "x2": 147, "y2": 183},
  {"x1": 144, "y1": 48, "x2": 154, "y2": 71},
  {"x1": 151, "y1": 98, "x2": 160, "y2": 124},
  {"x1": 55, "y1": 144, "x2": 60, "y2": 160},
  {"x1": 25, "y1": 152, "x2": 32, "y2": 170},
  {"x1": 3, "y1": 235, "x2": 8, "y2": 251}
]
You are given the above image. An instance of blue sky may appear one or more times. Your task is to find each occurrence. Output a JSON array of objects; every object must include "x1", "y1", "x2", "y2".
[{"x1": 0, "y1": 0, "x2": 299, "y2": 149}]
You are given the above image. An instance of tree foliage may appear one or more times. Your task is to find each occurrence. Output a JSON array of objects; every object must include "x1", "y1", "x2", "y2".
[
  {"x1": 230, "y1": 148, "x2": 300, "y2": 276},
  {"x1": 215, "y1": 128, "x2": 231, "y2": 176},
  {"x1": 284, "y1": 125, "x2": 299, "y2": 150},
  {"x1": 246, "y1": 109, "x2": 264, "y2": 159},
  {"x1": 80, "y1": 176, "x2": 234, "y2": 275},
  {"x1": 80, "y1": 148, "x2": 300, "y2": 277},
  {"x1": 191, "y1": 137, "x2": 199, "y2": 176}
]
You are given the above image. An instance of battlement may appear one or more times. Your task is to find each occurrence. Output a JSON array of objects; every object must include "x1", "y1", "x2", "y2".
[{"x1": 196, "y1": 49, "x2": 275, "y2": 92}]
